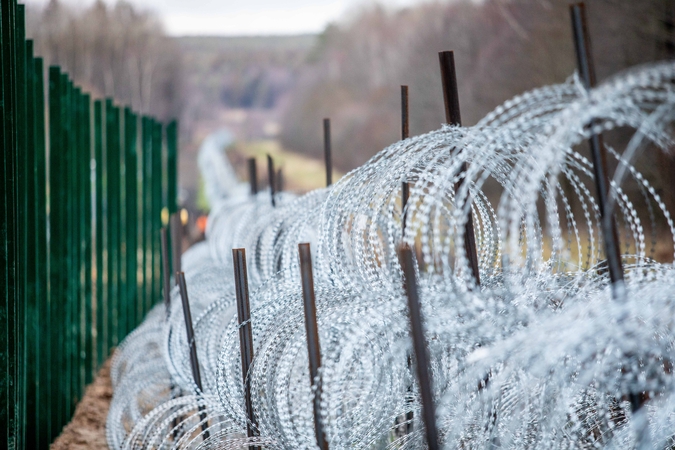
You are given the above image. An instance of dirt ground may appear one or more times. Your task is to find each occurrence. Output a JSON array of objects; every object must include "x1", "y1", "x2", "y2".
[{"x1": 51, "y1": 356, "x2": 113, "y2": 449}]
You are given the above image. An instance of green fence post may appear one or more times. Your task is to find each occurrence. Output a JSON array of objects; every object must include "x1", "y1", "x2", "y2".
[
  {"x1": 94, "y1": 99, "x2": 105, "y2": 369},
  {"x1": 73, "y1": 88, "x2": 86, "y2": 399},
  {"x1": 118, "y1": 106, "x2": 127, "y2": 341},
  {"x1": 62, "y1": 74, "x2": 74, "y2": 418},
  {"x1": 84, "y1": 94, "x2": 93, "y2": 385},
  {"x1": 167, "y1": 120, "x2": 178, "y2": 215},
  {"x1": 33, "y1": 54, "x2": 50, "y2": 444},
  {"x1": 1, "y1": 0, "x2": 19, "y2": 444},
  {"x1": 23, "y1": 38, "x2": 40, "y2": 450},
  {"x1": 71, "y1": 84, "x2": 82, "y2": 410},
  {"x1": 15, "y1": 6, "x2": 28, "y2": 446},
  {"x1": 141, "y1": 116, "x2": 151, "y2": 317},
  {"x1": 48, "y1": 65, "x2": 65, "y2": 436},
  {"x1": 124, "y1": 108, "x2": 138, "y2": 331},
  {"x1": 73, "y1": 81, "x2": 80, "y2": 409},
  {"x1": 0, "y1": 1, "x2": 16, "y2": 445},
  {"x1": 66, "y1": 75, "x2": 75, "y2": 419},
  {"x1": 152, "y1": 120, "x2": 162, "y2": 309},
  {"x1": 105, "y1": 99, "x2": 117, "y2": 351},
  {"x1": 0, "y1": 0, "x2": 9, "y2": 440},
  {"x1": 114, "y1": 104, "x2": 124, "y2": 345},
  {"x1": 0, "y1": 1, "x2": 8, "y2": 444}
]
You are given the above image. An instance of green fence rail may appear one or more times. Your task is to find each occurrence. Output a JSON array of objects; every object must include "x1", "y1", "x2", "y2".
[{"x1": 1, "y1": 0, "x2": 180, "y2": 447}]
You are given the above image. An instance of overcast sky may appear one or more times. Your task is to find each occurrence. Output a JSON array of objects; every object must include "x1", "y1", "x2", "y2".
[{"x1": 27, "y1": 0, "x2": 431, "y2": 36}]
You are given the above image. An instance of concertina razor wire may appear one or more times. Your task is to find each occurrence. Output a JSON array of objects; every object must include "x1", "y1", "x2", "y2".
[{"x1": 107, "y1": 61, "x2": 675, "y2": 449}]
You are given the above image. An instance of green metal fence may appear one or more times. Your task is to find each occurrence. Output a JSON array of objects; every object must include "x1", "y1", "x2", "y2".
[{"x1": 1, "y1": 0, "x2": 180, "y2": 446}]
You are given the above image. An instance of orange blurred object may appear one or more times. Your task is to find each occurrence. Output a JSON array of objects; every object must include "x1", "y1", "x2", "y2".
[{"x1": 196, "y1": 215, "x2": 208, "y2": 234}]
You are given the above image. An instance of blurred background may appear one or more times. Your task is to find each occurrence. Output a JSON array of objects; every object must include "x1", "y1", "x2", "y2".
[{"x1": 24, "y1": 0, "x2": 675, "y2": 218}]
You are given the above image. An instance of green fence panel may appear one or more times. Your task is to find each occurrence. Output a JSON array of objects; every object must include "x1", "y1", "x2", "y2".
[{"x1": 1, "y1": 2, "x2": 179, "y2": 444}]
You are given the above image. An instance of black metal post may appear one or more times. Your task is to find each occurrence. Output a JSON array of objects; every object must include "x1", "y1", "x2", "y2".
[
  {"x1": 401, "y1": 85, "x2": 411, "y2": 240},
  {"x1": 439, "y1": 50, "x2": 481, "y2": 286},
  {"x1": 248, "y1": 157, "x2": 258, "y2": 196},
  {"x1": 267, "y1": 154, "x2": 276, "y2": 207},
  {"x1": 298, "y1": 243, "x2": 329, "y2": 450},
  {"x1": 324, "y1": 118, "x2": 332, "y2": 187},
  {"x1": 176, "y1": 272, "x2": 210, "y2": 439},
  {"x1": 232, "y1": 249, "x2": 259, "y2": 446},
  {"x1": 398, "y1": 244, "x2": 439, "y2": 450},
  {"x1": 160, "y1": 228, "x2": 171, "y2": 318},
  {"x1": 570, "y1": 3, "x2": 624, "y2": 286},
  {"x1": 402, "y1": 181, "x2": 410, "y2": 238},
  {"x1": 401, "y1": 86, "x2": 409, "y2": 140}
]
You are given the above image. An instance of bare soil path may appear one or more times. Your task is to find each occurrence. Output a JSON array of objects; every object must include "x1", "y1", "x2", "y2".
[{"x1": 51, "y1": 356, "x2": 113, "y2": 449}]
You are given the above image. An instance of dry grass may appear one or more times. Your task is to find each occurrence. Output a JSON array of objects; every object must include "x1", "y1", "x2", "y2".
[{"x1": 228, "y1": 139, "x2": 344, "y2": 194}]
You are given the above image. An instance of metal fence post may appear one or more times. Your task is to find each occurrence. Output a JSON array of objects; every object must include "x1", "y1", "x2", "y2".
[
  {"x1": 398, "y1": 244, "x2": 439, "y2": 450},
  {"x1": 94, "y1": 99, "x2": 105, "y2": 369},
  {"x1": 232, "y1": 249, "x2": 259, "y2": 446},
  {"x1": 438, "y1": 50, "x2": 481, "y2": 287},
  {"x1": 298, "y1": 243, "x2": 329, "y2": 450},
  {"x1": 569, "y1": 3, "x2": 624, "y2": 288}
]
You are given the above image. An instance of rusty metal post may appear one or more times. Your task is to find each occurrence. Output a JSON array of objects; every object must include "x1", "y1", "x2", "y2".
[
  {"x1": 399, "y1": 85, "x2": 416, "y2": 435},
  {"x1": 401, "y1": 85, "x2": 411, "y2": 239},
  {"x1": 248, "y1": 157, "x2": 258, "y2": 196},
  {"x1": 177, "y1": 272, "x2": 203, "y2": 391},
  {"x1": 438, "y1": 50, "x2": 481, "y2": 286},
  {"x1": 324, "y1": 118, "x2": 332, "y2": 187},
  {"x1": 570, "y1": 3, "x2": 624, "y2": 287},
  {"x1": 267, "y1": 154, "x2": 276, "y2": 207},
  {"x1": 298, "y1": 243, "x2": 329, "y2": 450},
  {"x1": 401, "y1": 176, "x2": 415, "y2": 436},
  {"x1": 176, "y1": 272, "x2": 209, "y2": 438},
  {"x1": 398, "y1": 244, "x2": 439, "y2": 450},
  {"x1": 401, "y1": 86, "x2": 409, "y2": 140},
  {"x1": 170, "y1": 213, "x2": 182, "y2": 284},
  {"x1": 232, "y1": 249, "x2": 259, "y2": 446},
  {"x1": 160, "y1": 228, "x2": 172, "y2": 318}
]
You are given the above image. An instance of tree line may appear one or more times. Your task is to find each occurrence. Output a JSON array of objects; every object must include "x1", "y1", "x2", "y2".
[
  {"x1": 279, "y1": 0, "x2": 675, "y2": 171},
  {"x1": 27, "y1": 0, "x2": 183, "y2": 123}
]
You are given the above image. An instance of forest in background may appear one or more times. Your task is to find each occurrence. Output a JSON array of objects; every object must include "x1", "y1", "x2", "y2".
[
  {"x1": 25, "y1": 0, "x2": 675, "y2": 210},
  {"x1": 280, "y1": 0, "x2": 675, "y2": 170},
  {"x1": 26, "y1": 0, "x2": 183, "y2": 123}
]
